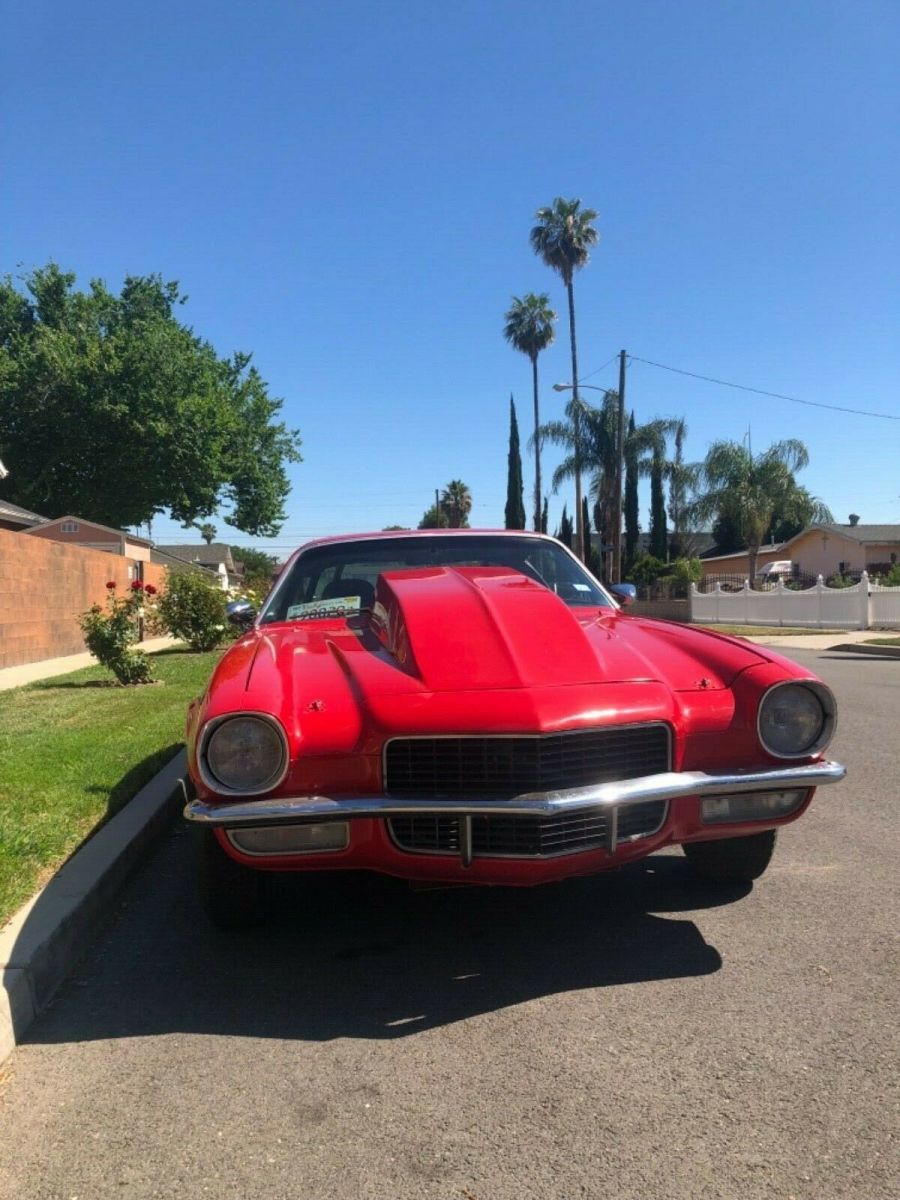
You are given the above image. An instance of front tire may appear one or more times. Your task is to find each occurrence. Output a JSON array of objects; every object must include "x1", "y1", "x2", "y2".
[
  {"x1": 682, "y1": 829, "x2": 777, "y2": 884},
  {"x1": 197, "y1": 828, "x2": 270, "y2": 927}
]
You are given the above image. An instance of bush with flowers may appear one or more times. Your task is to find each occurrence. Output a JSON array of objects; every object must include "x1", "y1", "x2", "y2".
[
  {"x1": 157, "y1": 569, "x2": 229, "y2": 652},
  {"x1": 78, "y1": 580, "x2": 157, "y2": 685}
]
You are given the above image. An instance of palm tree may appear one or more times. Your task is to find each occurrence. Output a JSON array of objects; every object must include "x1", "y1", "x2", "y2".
[
  {"x1": 441, "y1": 479, "x2": 472, "y2": 528},
  {"x1": 689, "y1": 438, "x2": 832, "y2": 580},
  {"x1": 503, "y1": 293, "x2": 557, "y2": 531},
  {"x1": 535, "y1": 390, "x2": 617, "y2": 568},
  {"x1": 198, "y1": 521, "x2": 217, "y2": 545},
  {"x1": 530, "y1": 198, "x2": 599, "y2": 561}
]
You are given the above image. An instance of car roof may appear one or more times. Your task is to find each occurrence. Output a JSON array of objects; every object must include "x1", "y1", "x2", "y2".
[{"x1": 295, "y1": 529, "x2": 554, "y2": 551}]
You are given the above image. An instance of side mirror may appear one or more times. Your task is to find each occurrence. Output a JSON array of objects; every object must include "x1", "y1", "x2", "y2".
[
  {"x1": 610, "y1": 583, "x2": 637, "y2": 608},
  {"x1": 226, "y1": 600, "x2": 257, "y2": 628}
]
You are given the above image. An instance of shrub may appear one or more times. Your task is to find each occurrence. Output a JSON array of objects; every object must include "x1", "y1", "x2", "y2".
[
  {"x1": 157, "y1": 569, "x2": 229, "y2": 651},
  {"x1": 626, "y1": 553, "x2": 668, "y2": 586},
  {"x1": 881, "y1": 563, "x2": 900, "y2": 587},
  {"x1": 78, "y1": 580, "x2": 156, "y2": 685},
  {"x1": 663, "y1": 556, "x2": 703, "y2": 586},
  {"x1": 826, "y1": 573, "x2": 856, "y2": 589}
]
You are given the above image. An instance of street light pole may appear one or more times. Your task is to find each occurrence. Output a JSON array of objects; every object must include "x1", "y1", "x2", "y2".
[{"x1": 612, "y1": 350, "x2": 627, "y2": 583}]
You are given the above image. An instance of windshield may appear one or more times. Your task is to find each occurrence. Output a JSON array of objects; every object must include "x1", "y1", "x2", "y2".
[{"x1": 260, "y1": 534, "x2": 612, "y2": 623}]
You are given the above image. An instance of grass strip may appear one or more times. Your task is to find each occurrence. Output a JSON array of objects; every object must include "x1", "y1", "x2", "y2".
[
  {"x1": 0, "y1": 647, "x2": 220, "y2": 925},
  {"x1": 862, "y1": 636, "x2": 900, "y2": 646},
  {"x1": 691, "y1": 624, "x2": 844, "y2": 637}
]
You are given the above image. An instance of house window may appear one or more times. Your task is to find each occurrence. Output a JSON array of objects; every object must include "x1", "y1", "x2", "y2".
[
  {"x1": 892, "y1": 554, "x2": 897, "y2": 565},
  {"x1": 61, "y1": 521, "x2": 79, "y2": 533},
  {"x1": 838, "y1": 561, "x2": 847, "y2": 574}
]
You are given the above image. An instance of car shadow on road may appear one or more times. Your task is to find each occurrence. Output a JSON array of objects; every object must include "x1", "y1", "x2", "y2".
[{"x1": 26, "y1": 830, "x2": 744, "y2": 1046}]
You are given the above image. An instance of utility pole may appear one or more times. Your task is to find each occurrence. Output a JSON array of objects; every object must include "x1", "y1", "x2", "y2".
[{"x1": 611, "y1": 350, "x2": 627, "y2": 582}]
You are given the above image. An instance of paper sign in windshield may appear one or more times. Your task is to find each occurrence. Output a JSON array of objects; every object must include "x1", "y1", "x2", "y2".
[{"x1": 287, "y1": 596, "x2": 362, "y2": 621}]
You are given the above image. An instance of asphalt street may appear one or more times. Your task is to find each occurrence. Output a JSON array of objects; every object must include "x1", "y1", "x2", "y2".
[{"x1": 1, "y1": 650, "x2": 897, "y2": 1200}]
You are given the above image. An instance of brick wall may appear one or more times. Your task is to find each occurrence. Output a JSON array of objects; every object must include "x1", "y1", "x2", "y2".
[{"x1": 0, "y1": 529, "x2": 168, "y2": 668}]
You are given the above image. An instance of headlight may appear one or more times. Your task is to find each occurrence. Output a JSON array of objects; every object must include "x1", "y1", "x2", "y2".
[
  {"x1": 757, "y1": 682, "x2": 836, "y2": 759},
  {"x1": 202, "y1": 715, "x2": 288, "y2": 794}
]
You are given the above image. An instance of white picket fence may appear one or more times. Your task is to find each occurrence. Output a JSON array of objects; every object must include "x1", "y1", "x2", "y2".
[{"x1": 690, "y1": 572, "x2": 900, "y2": 630}]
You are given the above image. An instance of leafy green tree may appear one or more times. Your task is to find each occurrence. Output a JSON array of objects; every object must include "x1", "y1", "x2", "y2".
[
  {"x1": 418, "y1": 504, "x2": 450, "y2": 529},
  {"x1": 230, "y1": 545, "x2": 279, "y2": 594},
  {"x1": 689, "y1": 438, "x2": 832, "y2": 580},
  {"x1": 530, "y1": 198, "x2": 599, "y2": 560},
  {"x1": 441, "y1": 479, "x2": 472, "y2": 528},
  {"x1": 0, "y1": 264, "x2": 301, "y2": 533},
  {"x1": 503, "y1": 293, "x2": 556, "y2": 530},
  {"x1": 504, "y1": 395, "x2": 526, "y2": 530}
]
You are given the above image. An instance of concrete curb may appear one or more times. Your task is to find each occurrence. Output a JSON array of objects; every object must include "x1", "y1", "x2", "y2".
[
  {"x1": 1, "y1": 749, "x2": 187, "y2": 1064},
  {"x1": 831, "y1": 643, "x2": 900, "y2": 658}
]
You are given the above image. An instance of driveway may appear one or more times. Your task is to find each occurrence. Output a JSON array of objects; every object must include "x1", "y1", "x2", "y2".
[{"x1": 0, "y1": 650, "x2": 897, "y2": 1199}]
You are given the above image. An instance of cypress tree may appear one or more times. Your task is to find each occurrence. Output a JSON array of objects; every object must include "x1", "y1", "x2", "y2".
[
  {"x1": 557, "y1": 503, "x2": 573, "y2": 548},
  {"x1": 624, "y1": 412, "x2": 639, "y2": 571},
  {"x1": 650, "y1": 449, "x2": 668, "y2": 560},
  {"x1": 541, "y1": 496, "x2": 549, "y2": 534},
  {"x1": 504, "y1": 394, "x2": 526, "y2": 530}
]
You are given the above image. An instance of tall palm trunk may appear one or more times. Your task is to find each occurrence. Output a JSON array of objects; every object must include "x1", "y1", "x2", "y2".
[
  {"x1": 531, "y1": 354, "x2": 541, "y2": 531},
  {"x1": 565, "y1": 276, "x2": 584, "y2": 561}
]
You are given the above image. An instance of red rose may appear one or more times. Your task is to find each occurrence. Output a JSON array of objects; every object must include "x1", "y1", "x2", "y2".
[
  {"x1": 106, "y1": 581, "x2": 117, "y2": 589},
  {"x1": 144, "y1": 584, "x2": 157, "y2": 596},
  {"x1": 131, "y1": 580, "x2": 144, "y2": 591}
]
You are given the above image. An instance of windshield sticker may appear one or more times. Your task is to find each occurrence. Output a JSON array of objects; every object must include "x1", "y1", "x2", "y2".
[
  {"x1": 572, "y1": 583, "x2": 590, "y2": 592},
  {"x1": 287, "y1": 596, "x2": 362, "y2": 621}
]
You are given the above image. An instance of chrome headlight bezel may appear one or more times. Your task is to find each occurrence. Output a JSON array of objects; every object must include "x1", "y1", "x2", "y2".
[
  {"x1": 757, "y1": 680, "x2": 837, "y2": 760},
  {"x1": 198, "y1": 712, "x2": 290, "y2": 796}
]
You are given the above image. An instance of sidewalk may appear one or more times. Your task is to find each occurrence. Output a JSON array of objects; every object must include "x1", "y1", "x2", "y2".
[
  {"x1": 740, "y1": 629, "x2": 900, "y2": 652},
  {"x1": 0, "y1": 637, "x2": 182, "y2": 692}
]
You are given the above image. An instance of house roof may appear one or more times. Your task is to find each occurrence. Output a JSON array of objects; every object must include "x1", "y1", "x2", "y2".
[
  {"x1": 699, "y1": 543, "x2": 788, "y2": 564},
  {"x1": 154, "y1": 543, "x2": 237, "y2": 570},
  {"x1": 149, "y1": 548, "x2": 220, "y2": 575},
  {"x1": 788, "y1": 523, "x2": 900, "y2": 547},
  {"x1": 28, "y1": 516, "x2": 153, "y2": 546},
  {"x1": 0, "y1": 498, "x2": 49, "y2": 527}
]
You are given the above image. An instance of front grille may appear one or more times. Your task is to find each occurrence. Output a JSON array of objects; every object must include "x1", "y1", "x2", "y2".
[
  {"x1": 388, "y1": 800, "x2": 666, "y2": 859},
  {"x1": 384, "y1": 725, "x2": 671, "y2": 799}
]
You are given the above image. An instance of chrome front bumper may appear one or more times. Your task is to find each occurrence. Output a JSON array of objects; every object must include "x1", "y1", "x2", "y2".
[{"x1": 184, "y1": 760, "x2": 846, "y2": 827}]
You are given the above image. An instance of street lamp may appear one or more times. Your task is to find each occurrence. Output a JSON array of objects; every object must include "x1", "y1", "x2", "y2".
[{"x1": 552, "y1": 363, "x2": 627, "y2": 583}]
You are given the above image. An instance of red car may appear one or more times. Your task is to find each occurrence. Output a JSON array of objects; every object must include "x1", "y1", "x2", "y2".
[{"x1": 183, "y1": 530, "x2": 845, "y2": 926}]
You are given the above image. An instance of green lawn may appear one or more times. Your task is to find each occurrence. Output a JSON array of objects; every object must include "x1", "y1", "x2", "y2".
[
  {"x1": 863, "y1": 636, "x2": 900, "y2": 646},
  {"x1": 692, "y1": 624, "x2": 843, "y2": 637},
  {"x1": 0, "y1": 648, "x2": 220, "y2": 925}
]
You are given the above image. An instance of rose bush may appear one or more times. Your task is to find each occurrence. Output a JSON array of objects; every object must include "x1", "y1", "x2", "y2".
[{"x1": 78, "y1": 580, "x2": 155, "y2": 685}]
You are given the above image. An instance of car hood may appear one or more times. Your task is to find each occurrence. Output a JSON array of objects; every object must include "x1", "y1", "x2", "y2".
[{"x1": 211, "y1": 568, "x2": 770, "y2": 749}]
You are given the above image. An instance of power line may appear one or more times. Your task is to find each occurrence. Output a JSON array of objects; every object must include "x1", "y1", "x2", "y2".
[
  {"x1": 629, "y1": 355, "x2": 900, "y2": 421},
  {"x1": 578, "y1": 355, "x2": 619, "y2": 384}
]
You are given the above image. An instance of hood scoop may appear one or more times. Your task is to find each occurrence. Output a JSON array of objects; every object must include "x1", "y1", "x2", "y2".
[{"x1": 370, "y1": 566, "x2": 605, "y2": 692}]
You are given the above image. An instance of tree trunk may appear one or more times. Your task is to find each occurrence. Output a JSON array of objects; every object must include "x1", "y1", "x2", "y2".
[
  {"x1": 566, "y1": 277, "x2": 584, "y2": 561},
  {"x1": 531, "y1": 354, "x2": 542, "y2": 532}
]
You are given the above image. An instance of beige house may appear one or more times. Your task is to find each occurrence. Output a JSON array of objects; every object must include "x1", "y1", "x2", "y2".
[
  {"x1": 786, "y1": 523, "x2": 900, "y2": 577},
  {"x1": 700, "y1": 545, "x2": 789, "y2": 580},
  {"x1": 700, "y1": 521, "x2": 900, "y2": 581},
  {"x1": 24, "y1": 515, "x2": 153, "y2": 561}
]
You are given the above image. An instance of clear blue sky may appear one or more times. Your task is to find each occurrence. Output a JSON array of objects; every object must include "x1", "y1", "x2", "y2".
[{"x1": 3, "y1": 0, "x2": 898, "y2": 556}]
